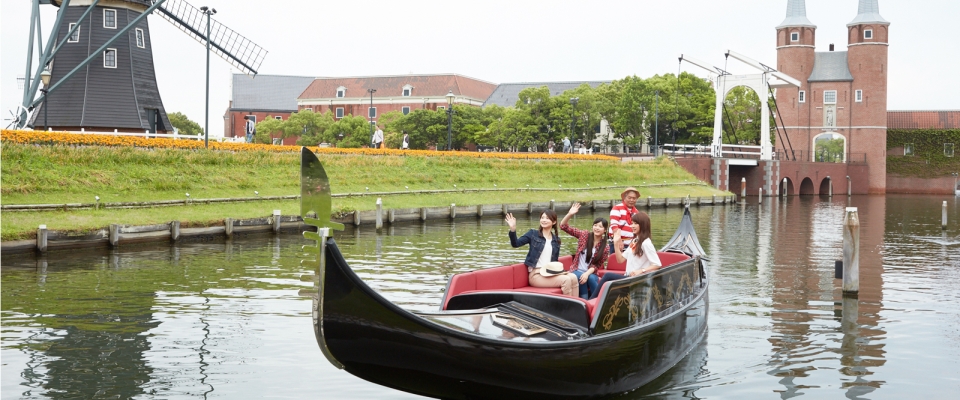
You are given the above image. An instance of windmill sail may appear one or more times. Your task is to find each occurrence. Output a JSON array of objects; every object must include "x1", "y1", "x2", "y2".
[{"x1": 154, "y1": 0, "x2": 267, "y2": 75}]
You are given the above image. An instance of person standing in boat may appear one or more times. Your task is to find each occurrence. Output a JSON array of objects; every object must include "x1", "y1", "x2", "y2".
[
  {"x1": 505, "y1": 210, "x2": 579, "y2": 297},
  {"x1": 590, "y1": 212, "x2": 661, "y2": 299},
  {"x1": 609, "y1": 187, "x2": 641, "y2": 254},
  {"x1": 559, "y1": 202, "x2": 608, "y2": 299}
]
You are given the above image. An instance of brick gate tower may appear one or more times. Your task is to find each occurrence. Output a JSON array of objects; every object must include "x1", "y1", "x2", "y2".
[{"x1": 775, "y1": 0, "x2": 889, "y2": 194}]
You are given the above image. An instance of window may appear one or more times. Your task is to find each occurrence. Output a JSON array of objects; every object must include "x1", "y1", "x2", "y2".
[
  {"x1": 798, "y1": 90, "x2": 805, "y2": 103},
  {"x1": 103, "y1": 48, "x2": 117, "y2": 68},
  {"x1": 823, "y1": 90, "x2": 837, "y2": 104},
  {"x1": 103, "y1": 9, "x2": 117, "y2": 29},
  {"x1": 68, "y1": 23, "x2": 80, "y2": 43},
  {"x1": 947, "y1": 143, "x2": 955, "y2": 158},
  {"x1": 864, "y1": 29, "x2": 873, "y2": 40},
  {"x1": 855, "y1": 90, "x2": 863, "y2": 102},
  {"x1": 135, "y1": 28, "x2": 145, "y2": 48},
  {"x1": 335, "y1": 107, "x2": 344, "y2": 118},
  {"x1": 402, "y1": 106, "x2": 410, "y2": 115},
  {"x1": 336, "y1": 86, "x2": 346, "y2": 98},
  {"x1": 336, "y1": 90, "x2": 344, "y2": 98},
  {"x1": 368, "y1": 107, "x2": 376, "y2": 118},
  {"x1": 790, "y1": 32, "x2": 799, "y2": 42},
  {"x1": 904, "y1": 143, "x2": 914, "y2": 156},
  {"x1": 275, "y1": 116, "x2": 282, "y2": 120},
  {"x1": 403, "y1": 88, "x2": 410, "y2": 97}
]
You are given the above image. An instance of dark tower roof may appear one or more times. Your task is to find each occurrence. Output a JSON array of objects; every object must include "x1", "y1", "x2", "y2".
[{"x1": 807, "y1": 52, "x2": 854, "y2": 82}]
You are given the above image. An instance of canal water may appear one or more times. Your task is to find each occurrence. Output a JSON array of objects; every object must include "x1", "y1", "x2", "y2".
[{"x1": 2, "y1": 194, "x2": 959, "y2": 399}]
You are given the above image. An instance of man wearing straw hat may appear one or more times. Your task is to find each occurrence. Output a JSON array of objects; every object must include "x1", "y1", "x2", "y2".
[{"x1": 609, "y1": 187, "x2": 640, "y2": 253}]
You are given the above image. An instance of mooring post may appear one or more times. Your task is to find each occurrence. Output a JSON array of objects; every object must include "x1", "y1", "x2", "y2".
[
  {"x1": 846, "y1": 176, "x2": 851, "y2": 196},
  {"x1": 388, "y1": 209, "x2": 396, "y2": 223},
  {"x1": 476, "y1": 204, "x2": 483, "y2": 218},
  {"x1": 741, "y1": 177, "x2": 746, "y2": 202},
  {"x1": 843, "y1": 207, "x2": 860, "y2": 296},
  {"x1": 450, "y1": 203, "x2": 457, "y2": 219},
  {"x1": 501, "y1": 204, "x2": 507, "y2": 216},
  {"x1": 782, "y1": 178, "x2": 788, "y2": 197},
  {"x1": 109, "y1": 224, "x2": 119, "y2": 247},
  {"x1": 170, "y1": 220, "x2": 181, "y2": 241},
  {"x1": 712, "y1": 194, "x2": 717, "y2": 205},
  {"x1": 759, "y1": 188, "x2": 763, "y2": 203},
  {"x1": 420, "y1": 207, "x2": 427, "y2": 221},
  {"x1": 375, "y1": 198, "x2": 383, "y2": 231},
  {"x1": 37, "y1": 224, "x2": 48, "y2": 253},
  {"x1": 549, "y1": 200, "x2": 555, "y2": 211},
  {"x1": 590, "y1": 200, "x2": 596, "y2": 210},
  {"x1": 647, "y1": 196, "x2": 652, "y2": 207},
  {"x1": 225, "y1": 218, "x2": 234, "y2": 238},
  {"x1": 273, "y1": 210, "x2": 282, "y2": 233},
  {"x1": 943, "y1": 201, "x2": 949, "y2": 230},
  {"x1": 527, "y1": 202, "x2": 534, "y2": 214}
]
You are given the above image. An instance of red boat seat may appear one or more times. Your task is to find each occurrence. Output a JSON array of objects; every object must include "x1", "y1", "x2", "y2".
[
  {"x1": 597, "y1": 251, "x2": 690, "y2": 278},
  {"x1": 442, "y1": 255, "x2": 576, "y2": 310}
]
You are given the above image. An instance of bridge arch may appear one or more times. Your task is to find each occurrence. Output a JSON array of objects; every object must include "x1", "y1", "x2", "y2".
[
  {"x1": 819, "y1": 177, "x2": 833, "y2": 196},
  {"x1": 799, "y1": 177, "x2": 815, "y2": 195},
  {"x1": 813, "y1": 132, "x2": 847, "y2": 163},
  {"x1": 779, "y1": 177, "x2": 795, "y2": 196}
]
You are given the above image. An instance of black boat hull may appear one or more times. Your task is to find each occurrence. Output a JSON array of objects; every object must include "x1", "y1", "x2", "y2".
[{"x1": 316, "y1": 238, "x2": 709, "y2": 399}]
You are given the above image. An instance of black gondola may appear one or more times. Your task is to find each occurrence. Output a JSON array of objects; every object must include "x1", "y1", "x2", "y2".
[{"x1": 301, "y1": 148, "x2": 709, "y2": 399}]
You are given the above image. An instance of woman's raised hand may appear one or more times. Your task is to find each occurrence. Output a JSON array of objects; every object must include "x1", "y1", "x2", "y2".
[
  {"x1": 568, "y1": 202, "x2": 581, "y2": 215},
  {"x1": 505, "y1": 213, "x2": 517, "y2": 231}
]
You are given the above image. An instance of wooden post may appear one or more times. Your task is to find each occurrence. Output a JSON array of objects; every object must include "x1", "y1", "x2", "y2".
[
  {"x1": 843, "y1": 207, "x2": 860, "y2": 296},
  {"x1": 170, "y1": 220, "x2": 181, "y2": 241},
  {"x1": 758, "y1": 188, "x2": 763, "y2": 203},
  {"x1": 740, "y1": 177, "x2": 746, "y2": 201},
  {"x1": 476, "y1": 204, "x2": 483, "y2": 218},
  {"x1": 501, "y1": 204, "x2": 507, "y2": 216},
  {"x1": 646, "y1": 196, "x2": 651, "y2": 208},
  {"x1": 782, "y1": 178, "x2": 787, "y2": 197},
  {"x1": 375, "y1": 198, "x2": 383, "y2": 231},
  {"x1": 420, "y1": 207, "x2": 427, "y2": 221},
  {"x1": 354, "y1": 210, "x2": 362, "y2": 226},
  {"x1": 37, "y1": 224, "x2": 48, "y2": 253},
  {"x1": 712, "y1": 194, "x2": 717, "y2": 205},
  {"x1": 450, "y1": 204, "x2": 457, "y2": 219},
  {"x1": 943, "y1": 201, "x2": 948, "y2": 230},
  {"x1": 110, "y1": 224, "x2": 119, "y2": 247},
  {"x1": 828, "y1": 176, "x2": 833, "y2": 197},
  {"x1": 590, "y1": 200, "x2": 596, "y2": 210},
  {"x1": 846, "y1": 176, "x2": 851, "y2": 196},
  {"x1": 388, "y1": 209, "x2": 396, "y2": 223},
  {"x1": 225, "y1": 218, "x2": 234, "y2": 238},
  {"x1": 527, "y1": 202, "x2": 534, "y2": 215},
  {"x1": 273, "y1": 210, "x2": 282, "y2": 233},
  {"x1": 549, "y1": 200, "x2": 555, "y2": 211}
]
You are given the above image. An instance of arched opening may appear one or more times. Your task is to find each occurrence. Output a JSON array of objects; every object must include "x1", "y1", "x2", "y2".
[
  {"x1": 818, "y1": 177, "x2": 833, "y2": 196},
  {"x1": 721, "y1": 86, "x2": 762, "y2": 146},
  {"x1": 779, "y1": 177, "x2": 795, "y2": 196},
  {"x1": 813, "y1": 132, "x2": 846, "y2": 163},
  {"x1": 799, "y1": 177, "x2": 815, "y2": 195}
]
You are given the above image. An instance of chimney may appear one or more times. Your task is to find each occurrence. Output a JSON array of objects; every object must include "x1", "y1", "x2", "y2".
[{"x1": 829, "y1": 43, "x2": 835, "y2": 51}]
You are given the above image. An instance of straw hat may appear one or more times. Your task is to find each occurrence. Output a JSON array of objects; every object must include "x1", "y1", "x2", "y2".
[
  {"x1": 539, "y1": 262, "x2": 566, "y2": 277},
  {"x1": 621, "y1": 187, "x2": 640, "y2": 199}
]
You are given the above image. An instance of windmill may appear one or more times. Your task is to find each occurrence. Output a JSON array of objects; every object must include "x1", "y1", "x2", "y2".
[{"x1": 13, "y1": 0, "x2": 267, "y2": 133}]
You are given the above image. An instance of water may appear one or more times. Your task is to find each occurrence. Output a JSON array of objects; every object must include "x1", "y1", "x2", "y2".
[{"x1": 2, "y1": 195, "x2": 959, "y2": 399}]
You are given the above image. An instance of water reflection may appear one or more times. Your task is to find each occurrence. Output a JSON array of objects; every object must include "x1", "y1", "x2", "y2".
[{"x1": 2, "y1": 195, "x2": 959, "y2": 399}]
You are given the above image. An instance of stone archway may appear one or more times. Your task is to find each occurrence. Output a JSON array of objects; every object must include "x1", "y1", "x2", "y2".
[
  {"x1": 813, "y1": 132, "x2": 846, "y2": 163},
  {"x1": 818, "y1": 177, "x2": 834, "y2": 196},
  {"x1": 779, "y1": 177, "x2": 796, "y2": 196},
  {"x1": 799, "y1": 177, "x2": 815, "y2": 195}
]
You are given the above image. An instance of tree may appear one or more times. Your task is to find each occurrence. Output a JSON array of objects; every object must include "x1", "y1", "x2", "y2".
[
  {"x1": 329, "y1": 115, "x2": 375, "y2": 148},
  {"x1": 721, "y1": 86, "x2": 762, "y2": 145},
  {"x1": 254, "y1": 117, "x2": 283, "y2": 144},
  {"x1": 168, "y1": 112, "x2": 202, "y2": 136}
]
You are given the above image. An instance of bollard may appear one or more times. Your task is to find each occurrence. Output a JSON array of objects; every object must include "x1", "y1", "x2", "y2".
[
  {"x1": 501, "y1": 204, "x2": 508, "y2": 216},
  {"x1": 943, "y1": 201, "x2": 948, "y2": 230},
  {"x1": 759, "y1": 188, "x2": 763, "y2": 203},
  {"x1": 37, "y1": 224, "x2": 48, "y2": 253},
  {"x1": 420, "y1": 207, "x2": 427, "y2": 221},
  {"x1": 828, "y1": 176, "x2": 833, "y2": 197},
  {"x1": 590, "y1": 200, "x2": 596, "y2": 210},
  {"x1": 170, "y1": 220, "x2": 181, "y2": 241},
  {"x1": 527, "y1": 203, "x2": 534, "y2": 214},
  {"x1": 375, "y1": 198, "x2": 383, "y2": 231},
  {"x1": 388, "y1": 209, "x2": 396, "y2": 223},
  {"x1": 741, "y1": 177, "x2": 746, "y2": 201},
  {"x1": 354, "y1": 209, "x2": 362, "y2": 226},
  {"x1": 549, "y1": 200, "x2": 555, "y2": 211},
  {"x1": 110, "y1": 224, "x2": 119, "y2": 247},
  {"x1": 782, "y1": 178, "x2": 788, "y2": 197},
  {"x1": 273, "y1": 210, "x2": 282, "y2": 233},
  {"x1": 712, "y1": 194, "x2": 717, "y2": 205},
  {"x1": 846, "y1": 176, "x2": 851, "y2": 196},
  {"x1": 647, "y1": 196, "x2": 652, "y2": 208},
  {"x1": 843, "y1": 207, "x2": 860, "y2": 296},
  {"x1": 476, "y1": 204, "x2": 483, "y2": 218},
  {"x1": 450, "y1": 203, "x2": 457, "y2": 219},
  {"x1": 225, "y1": 218, "x2": 234, "y2": 238}
]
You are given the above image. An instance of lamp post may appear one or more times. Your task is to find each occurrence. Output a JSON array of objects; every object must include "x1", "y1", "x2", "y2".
[
  {"x1": 446, "y1": 90, "x2": 455, "y2": 151},
  {"x1": 569, "y1": 97, "x2": 579, "y2": 147},
  {"x1": 368, "y1": 88, "x2": 376, "y2": 146},
  {"x1": 39, "y1": 66, "x2": 51, "y2": 131},
  {"x1": 654, "y1": 90, "x2": 659, "y2": 157},
  {"x1": 200, "y1": 6, "x2": 216, "y2": 148}
]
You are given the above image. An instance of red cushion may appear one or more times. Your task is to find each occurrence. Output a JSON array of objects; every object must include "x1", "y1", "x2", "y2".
[
  {"x1": 584, "y1": 298, "x2": 599, "y2": 318},
  {"x1": 512, "y1": 264, "x2": 529, "y2": 288},
  {"x1": 514, "y1": 287, "x2": 564, "y2": 295},
  {"x1": 558, "y1": 255, "x2": 574, "y2": 270},
  {"x1": 659, "y1": 252, "x2": 691, "y2": 267}
]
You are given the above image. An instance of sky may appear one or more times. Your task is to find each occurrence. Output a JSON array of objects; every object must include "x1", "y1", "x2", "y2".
[{"x1": 3, "y1": 0, "x2": 959, "y2": 136}]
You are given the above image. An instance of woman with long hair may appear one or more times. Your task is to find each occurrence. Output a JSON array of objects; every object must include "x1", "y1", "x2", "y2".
[
  {"x1": 559, "y1": 203, "x2": 608, "y2": 299},
  {"x1": 589, "y1": 212, "x2": 661, "y2": 300},
  {"x1": 506, "y1": 210, "x2": 579, "y2": 296}
]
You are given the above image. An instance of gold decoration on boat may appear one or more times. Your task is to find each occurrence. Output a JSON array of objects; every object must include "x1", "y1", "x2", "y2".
[
  {"x1": 602, "y1": 295, "x2": 632, "y2": 331},
  {"x1": 652, "y1": 285, "x2": 663, "y2": 307}
]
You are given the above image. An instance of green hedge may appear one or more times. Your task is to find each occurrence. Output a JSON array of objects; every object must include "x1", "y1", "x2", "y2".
[{"x1": 886, "y1": 129, "x2": 960, "y2": 177}]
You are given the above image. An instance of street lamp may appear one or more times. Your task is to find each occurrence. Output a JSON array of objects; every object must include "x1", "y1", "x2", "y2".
[
  {"x1": 200, "y1": 6, "x2": 216, "y2": 148},
  {"x1": 654, "y1": 90, "x2": 659, "y2": 157},
  {"x1": 39, "y1": 66, "x2": 51, "y2": 131},
  {"x1": 446, "y1": 90, "x2": 455, "y2": 151},
  {"x1": 569, "y1": 97, "x2": 579, "y2": 148},
  {"x1": 368, "y1": 88, "x2": 376, "y2": 146}
]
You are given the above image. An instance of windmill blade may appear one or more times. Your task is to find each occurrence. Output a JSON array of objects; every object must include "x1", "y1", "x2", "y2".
[{"x1": 154, "y1": 0, "x2": 267, "y2": 75}]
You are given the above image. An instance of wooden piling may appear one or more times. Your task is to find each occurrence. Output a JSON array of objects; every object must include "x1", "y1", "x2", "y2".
[
  {"x1": 225, "y1": 218, "x2": 234, "y2": 238},
  {"x1": 549, "y1": 200, "x2": 555, "y2": 211},
  {"x1": 388, "y1": 209, "x2": 396, "y2": 223},
  {"x1": 420, "y1": 207, "x2": 427, "y2": 221},
  {"x1": 170, "y1": 220, "x2": 181, "y2": 241},
  {"x1": 759, "y1": 188, "x2": 763, "y2": 203},
  {"x1": 36, "y1": 225, "x2": 47, "y2": 253},
  {"x1": 110, "y1": 224, "x2": 119, "y2": 247},
  {"x1": 527, "y1": 202, "x2": 534, "y2": 214},
  {"x1": 943, "y1": 201, "x2": 948, "y2": 230},
  {"x1": 375, "y1": 198, "x2": 383, "y2": 231},
  {"x1": 846, "y1": 176, "x2": 851, "y2": 196},
  {"x1": 476, "y1": 204, "x2": 483, "y2": 218},
  {"x1": 450, "y1": 204, "x2": 457, "y2": 219},
  {"x1": 741, "y1": 177, "x2": 746, "y2": 201},
  {"x1": 355, "y1": 210, "x2": 362, "y2": 226},
  {"x1": 843, "y1": 207, "x2": 860, "y2": 296},
  {"x1": 273, "y1": 210, "x2": 282, "y2": 233},
  {"x1": 782, "y1": 178, "x2": 788, "y2": 197}
]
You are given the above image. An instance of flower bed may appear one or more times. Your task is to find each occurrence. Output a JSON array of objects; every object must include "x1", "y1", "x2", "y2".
[{"x1": 1, "y1": 130, "x2": 618, "y2": 161}]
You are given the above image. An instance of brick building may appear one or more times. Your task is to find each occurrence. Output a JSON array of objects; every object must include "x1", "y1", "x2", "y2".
[
  {"x1": 223, "y1": 74, "x2": 314, "y2": 144},
  {"x1": 775, "y1": 0, "x2": 890, "y2": 193},
  {"x1": 296, "y1": 74, "x2": 497, "y2": 125}
]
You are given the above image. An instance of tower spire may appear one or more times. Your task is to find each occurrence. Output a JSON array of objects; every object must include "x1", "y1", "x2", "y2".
[
  {"x1": 848, "y1": 0, "x2": 888, "y2": 26},
  {"x1": 778, "y1": 0, "x2": 816, "y2": 28}
]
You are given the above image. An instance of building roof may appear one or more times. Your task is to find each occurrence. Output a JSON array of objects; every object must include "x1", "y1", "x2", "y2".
[
  {"x1": 230, "y1": 74, "x2": 315, "y2": 111},
  {"x1": 848, "y1": 0, "x2": 888, "y2": 26},
  {"x1": 888, "y1": 111, "x2": 960, "y2": 130},
  {"x1": 298, "y1": 74, "x2": 497, "y2": 102},
  {"x1": 482, "y1": 81, "x2": 612, "y2": 108},
  {"x1": 777, "y1": 0, "x2": 816, "y2": 29},
  {"x1": 807, "y1": 52, "x2": 854, "y2": 82}
]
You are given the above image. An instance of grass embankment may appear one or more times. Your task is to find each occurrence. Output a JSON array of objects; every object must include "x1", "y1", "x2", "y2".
[{"x1": 1, "y1": 144, "x2": 726, "y2": 240}]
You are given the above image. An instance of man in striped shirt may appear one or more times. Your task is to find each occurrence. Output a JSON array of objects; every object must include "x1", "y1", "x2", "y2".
[{"x1": 609, "y1": 187, "x2": 640, "y2": 253}]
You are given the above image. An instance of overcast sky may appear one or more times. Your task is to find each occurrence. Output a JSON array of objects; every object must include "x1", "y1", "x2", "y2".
[{"x1": 3, "y1": 0, "x2": 958, "y2": 136}]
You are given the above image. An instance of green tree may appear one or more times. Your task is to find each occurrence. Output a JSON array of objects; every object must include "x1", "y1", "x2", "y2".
[
  {"x1": 168, "y1": 112, "x2": 202, "y2": 136},
  {"x1": 329, "y1": 115, "x2": 374, "y2": 148},
  {"x1": 254, "y1": 117, "x2": 283, "y2": 144},
  {"x1": 721, "y1": 86, "x2": 761, "y2": 145}
]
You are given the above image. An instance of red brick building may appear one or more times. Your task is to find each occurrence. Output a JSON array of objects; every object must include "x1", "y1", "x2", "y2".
[
  {"x1": 223, "y1": 74, "x2": 314, "y2": 144},
  {"x1": 887, "y1": 110, "x2": 960, "y2": 130},
  {"x1": 296, "y1": 74, "x2": 497, "y2": 125},
  {"x1": 775, "y1": 0, "x2": 890, "y2": 193}
]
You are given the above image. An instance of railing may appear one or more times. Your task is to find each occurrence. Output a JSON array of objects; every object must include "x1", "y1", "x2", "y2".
[
  {"x1": 34, "y1": 129, "x2": 245, "y2": 142},
  {"x1": 775, "y1": 150, "x2": 867, "y2": 164}
]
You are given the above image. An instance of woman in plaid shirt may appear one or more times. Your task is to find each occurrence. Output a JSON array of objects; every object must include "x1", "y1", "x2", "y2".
[{"x1": 559, "y1": 203, "x2": 609, "y2": 299}]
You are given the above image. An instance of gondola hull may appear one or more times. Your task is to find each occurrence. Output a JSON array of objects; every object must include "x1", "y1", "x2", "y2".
[{"x1": 315, "y1": 238, "x2": 708, "y2": 399}]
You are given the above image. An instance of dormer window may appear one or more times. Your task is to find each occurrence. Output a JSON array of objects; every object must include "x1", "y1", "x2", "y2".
[
  {"x1": 863, "y1": 29, "x2": 873, "y2": 40},
  {"x1": 402, "y1": 85, "x2": 413, "y2": 97},
  {"x1": 790, "y1": 32, "x2": 799, "y2": 42},
  {"x1": 336, "y1": 86, "x2": 346, "y2": 98}
]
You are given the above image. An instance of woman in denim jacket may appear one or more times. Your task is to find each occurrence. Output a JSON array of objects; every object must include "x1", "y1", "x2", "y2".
[{"x1": 506, "y1": 210, "x2": 579, "y2": 296}]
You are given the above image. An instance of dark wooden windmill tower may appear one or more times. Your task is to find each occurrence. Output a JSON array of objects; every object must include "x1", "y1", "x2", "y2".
[{"x1": 15, "y1": 0, "x2": 266, "y2": 133}]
